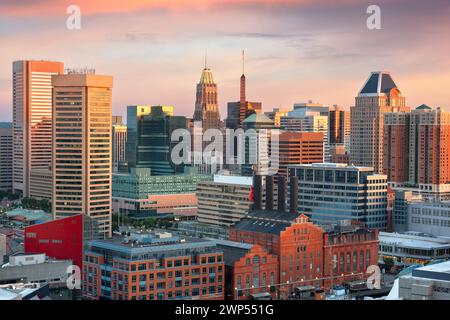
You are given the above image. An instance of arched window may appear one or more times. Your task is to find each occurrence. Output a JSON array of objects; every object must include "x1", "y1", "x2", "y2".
[
  {"x1": 360, "y1": 251, "x2": 364, "y2": 270},
  {"x1": 366, "y1": 250, "x2": 371, "y2": 268}
]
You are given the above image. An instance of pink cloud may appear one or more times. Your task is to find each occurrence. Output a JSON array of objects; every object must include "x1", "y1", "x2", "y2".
[{"x1": 0, "y1": 0, "x2": 368, "y2": 16}]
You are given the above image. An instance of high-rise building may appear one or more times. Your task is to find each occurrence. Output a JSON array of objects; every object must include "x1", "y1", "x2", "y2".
[
  {"x1": 384, "y1": 105, "x2": 450, "y2": 198},
  {"x1": 0, "y1": 123, "x2": 13, "y2": 192},
  {"x1": 112, "y1": 117, "x2": 127, "y2": 172},
  {"x1": 264, "y1": 108, "x2": 289, "y2": 128},
  {"x1": 193, "y1": 67, "x2": 221, "y2": 132},
  {"x1": 125, "y1": 105, "x2": 186, "y2": 175},
  {"x1": 112, "y1": 116, "x2": 123, "y2": 126},
  {"x1": 125, "y1": 105, "x2": 151, "y2": 167},
  {"x1": 329, "y1": 144, "x2": 350, "y2": 165},
  {"x1": 281, "y1": 107, "x2": 330, "y2": 162},
  {"x1": 52, "y1": 73, "x2": 113, "y2": 238},
  {"x1": 277, "y1": 131, "x2": 323, "y2": 177},
  {"x1": 409, "y1": 106, "x2": 450, "y2": 189},
  {"x1": 242, "y1": 113, "x2": 275, "y2": 176},
  {"x1": 226, "y1": 54, "x2": 262, "y2": 129},
  {"x1": 384, "y1": 112, "x2": 411, "y2": 183},
  {"x1": 196, "y1": 175, "x2": 253, "y2": 227},
  {"x1": 292, "y1": 101, "x2": 329, "y2": 115},
  {"x1": 12, "y1": 60, "x2": 64, "y2": 196},
  {"x1": 29, "y1": 169, "x2": 52, "y2": 200},
  {"x1": 328, "y1": 105, "x2": 350, "y2": 150},
  {"x1": 290, "y1": 163, "x2": 388, "y2": 230},
  {"x1": 350, "y1": 71, "x2": 410, "y2": 173}
]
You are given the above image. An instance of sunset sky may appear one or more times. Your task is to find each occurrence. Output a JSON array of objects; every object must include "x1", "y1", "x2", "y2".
[{"x1": 1, "y1": 0, "x2": 450, "y2": 121}]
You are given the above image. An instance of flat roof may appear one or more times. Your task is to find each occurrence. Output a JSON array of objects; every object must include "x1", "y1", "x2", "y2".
[
  {"x1": 288, "y1": 163, "x2": 376, "y2": 171},
  {"x1": 87, "y1": 236, "x2": 219, "y2": 256},
  {"x1": 380, "y1": 232, "x2": 450, "y2": 250},
  {"x1": 411, "y1": 261, "x2": 450, "y2": 282},
  {"x1": 0, "y1": 288, "x2": 19, "y2": 300},
  {"x1": 213, "y1": 175, "x2": 253, "y2": 186}
]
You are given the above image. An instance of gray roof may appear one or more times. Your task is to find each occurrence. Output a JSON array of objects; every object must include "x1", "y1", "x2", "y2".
[
  {"x1": 232, "y1": 210, "x2": 299, "y2": 235},
  {"x1": 212, "y1": 240, "x2": 253, "y2": 266}
]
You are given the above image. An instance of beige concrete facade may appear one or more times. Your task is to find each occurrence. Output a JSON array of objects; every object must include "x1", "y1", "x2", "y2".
[
  {"x1": 52, "y1": 73, "x2": 113, "y2": 238},
  {"x1": 12, "y1": 60, "x2": 64, "y2": 196}
]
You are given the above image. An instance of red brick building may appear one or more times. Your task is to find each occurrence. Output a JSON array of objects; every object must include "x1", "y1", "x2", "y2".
[
  {"x1": 230, "y1": 212, "x2": 379, "y2": 296},
  {"x1": 278, "y1": 131, "x2": 324, "y2": 177},
  {"x1": 215, "y1": 240, "x2": 278, "y2": 300},
  {"x1": 322, "y1": 223, "x2": 379, "y2": 290},
  {"x1": 230, "y1": 176, "x2": 380, "y2": 297},
  {"x1": 83, "y1": 231, "x2": 225, "y2": 300}
]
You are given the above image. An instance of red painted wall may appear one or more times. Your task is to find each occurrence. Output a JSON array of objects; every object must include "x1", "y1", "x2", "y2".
[{"x1": 24, "y1": 214, "x2": 83, "y2": 268}]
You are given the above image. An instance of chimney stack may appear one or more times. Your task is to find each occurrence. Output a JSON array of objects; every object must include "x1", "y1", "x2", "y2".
[
  {"x1": 290, "y1": 176, "x2": 298, "y2": 214},
  {"x1": 277, "y1": 175, "x2": 286, "y2": 212},
  {"x1": 253, "y1": 175, "x2": 263, "y2": 210},
  {"x1": 265, "y1": 175, "x2": 274, "y2": 211}
]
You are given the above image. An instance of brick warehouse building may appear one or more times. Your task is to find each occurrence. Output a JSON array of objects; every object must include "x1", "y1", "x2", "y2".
[
  {"x1": 230, "y1": 175, "x2": 380, "y2": 297},
  {"x1": 322, "y1": 223, "x2": 379, "y2": 290},
  {"x1": 83, "y1": 231, "x2": 225, "y2": 300},
  {"x1": 213, "y1": 239, "x2": 279, "y2": 300}
]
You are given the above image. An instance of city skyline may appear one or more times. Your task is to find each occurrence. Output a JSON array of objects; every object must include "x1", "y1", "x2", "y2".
[{"x1": 1, "y1": 0, "x2": 450, "y2": 121}]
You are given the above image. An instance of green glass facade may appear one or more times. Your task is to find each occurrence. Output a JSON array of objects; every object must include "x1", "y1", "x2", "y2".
[{"x1": 112, "y1": 168, "x2": 211, "y2": 200}]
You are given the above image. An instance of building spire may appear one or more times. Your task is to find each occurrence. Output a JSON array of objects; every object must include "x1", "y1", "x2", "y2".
[
  {"x1": 242, "y1": 50, "x2": 245, "y2": 75},
  {"x1": 205, "y1": 48, "x2": 208, "y2": 69}
]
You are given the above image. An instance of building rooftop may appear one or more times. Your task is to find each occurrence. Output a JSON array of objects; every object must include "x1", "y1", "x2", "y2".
[
  {"x1": 411, "y1": 261, "x2": 450, "y2": 282},
  {"x1": 379, "y1": 232, "x2": 450, "y2": 250},
  {"x1": 0, "y1": 122, "x2": 12, "y2": 129},
  {"x1": 359, "y1": 71, "x2": 399, "y2": 95},
  {"x1": 243, "y1": 113, "x2": 273, "y2": 124},
  {"x1": 5, "y1": 208, "x2": 51, "y2": 222},
  {"x1": 213, "y1": 175, "x2": 253, "y2": 186},
  {"x1": 233, "y1": 210, "x2": 299, "y2": 235},
  {"x1": 208, "y1": 239, "x2": 253, "y2": 266},
  {"x1": 86, "y1": 232, "x2": 220, "y2": 258},
  {"x1": 199, "y1": 68, "x2": 215, "y2": 84},
  {"x1": 288, "y1": 162, "x2": 376, "y2": 171},
  {"x1": 416, "y1": 104, "x2": 432, "y2": 110}
]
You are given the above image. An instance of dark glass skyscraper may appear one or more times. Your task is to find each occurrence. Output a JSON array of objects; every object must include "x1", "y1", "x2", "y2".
[{"x1": 126, "y1": 105, "x2": 186, "y2": 175}]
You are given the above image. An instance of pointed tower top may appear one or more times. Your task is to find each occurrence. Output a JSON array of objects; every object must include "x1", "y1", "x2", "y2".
[
  {"x1": 242, "y1": 50, "x2": 245, "y2": 76},
  {"x1": 199, "y1": 67, "x2": 215, "y2": 84}
]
